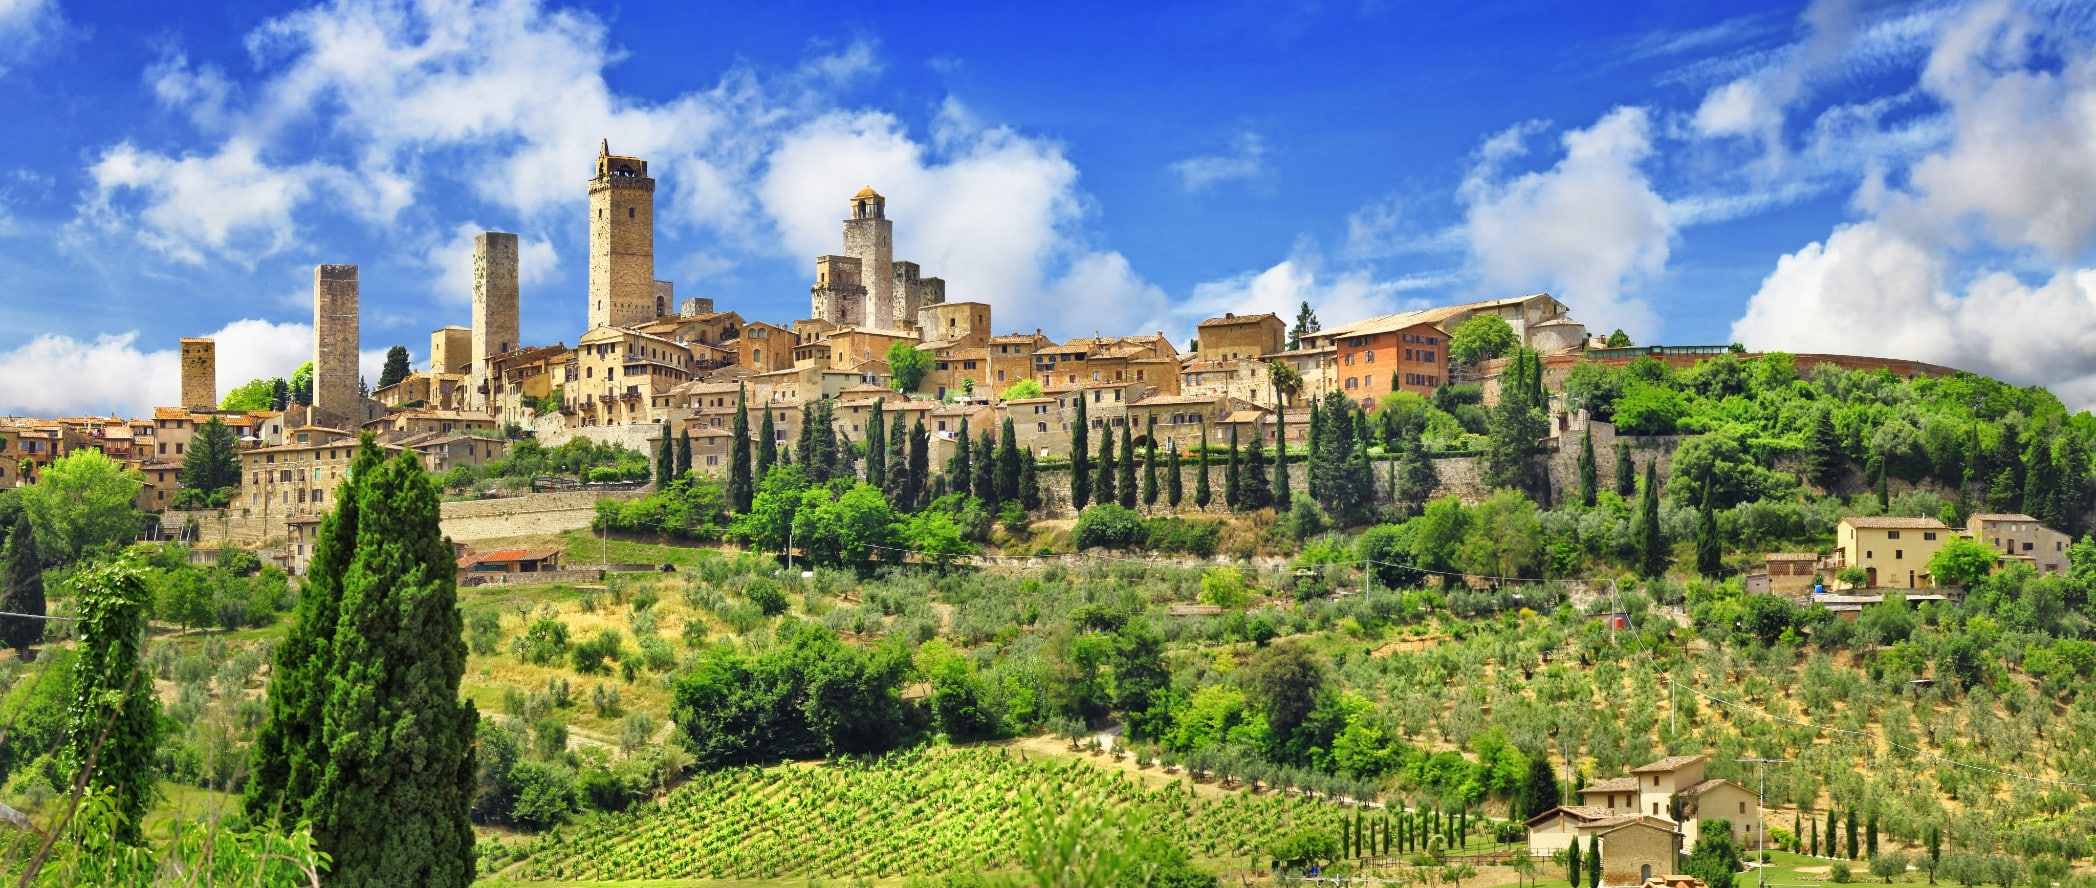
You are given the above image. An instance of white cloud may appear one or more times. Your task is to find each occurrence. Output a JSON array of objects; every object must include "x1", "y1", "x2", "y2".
[
  {"x1": 1692, "y1": 0, "x2": 1865, "y2": 159},
  {"x1": 1169, "y1": 132, "x2": 1269, "y2": 193},
  {"x1": 420, "y1": 223, "x2": 560, "y2": 306},
  {"x1": 83, "y1": 139, "x2": 335, "y2": 265},
  {"x1": 0, "y1": 0, "x2": 62, "y2": 76},
  {"x1": 1460, "y1": 107, "x2": 1673, "y2": 340},
  {"x1": 0, "y1": 319, "x2": 314, "y2": 417}
]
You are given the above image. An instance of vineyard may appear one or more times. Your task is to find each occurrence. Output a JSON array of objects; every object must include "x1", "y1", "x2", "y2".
[{"x1": 490, "y1": 746, "x2": 1364, "y2": 881}]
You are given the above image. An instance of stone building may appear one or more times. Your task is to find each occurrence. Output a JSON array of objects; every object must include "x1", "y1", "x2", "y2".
[
  {"x1": 1180, "y1": 359, "x2": 1274, "y2": 407},
  {"x1": 1967, "y1": 513, "x2": 2071, "y2": 574},
  {"x1": 431, "y1": 325, "x2": 473, "y2": 376},
  {"x1": 588, "y1": 142, "x2": 658, "y2": 330},
  {"x1": 470, "y1": 231, "x2": 521, "y2": 410},
  {"x1": 180, "y1": 338, "x2": 216, "y2": 410},
  {"x1": 373, "y1": 372, "x2": 468, "y2": 411},
  {"x1": 238, "y1": 426, "x2": 402, "y2": 571},
  {"x1": 1303, "y1": 310, "x2": 1453, "y2": 409},
  {"x1": 484, "y1": 344, "x2": 571, "y2": 428},
  {"x1": 1194, "y1": 312, "x2": 1285, "y2": 361},
  {"x1": 734, "y1": 321, "x2": 794, "y2": 374},
  {"x1": 311, "y1": 264, "x2": 365, "y2": 425},
  {"x1": 1831, "y1": 515, "x2": 1951, "y2": 589},
  {"x1": 808, "y1": 188, "x2": 947, "y2": 333}
]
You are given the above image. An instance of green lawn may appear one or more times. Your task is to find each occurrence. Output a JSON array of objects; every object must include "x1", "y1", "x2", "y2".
[
  {"x1": 560, "y1": 529, "x2": 724, "y2": 569},
  {"x1": 1745, "y1": 849, "x2": 1925, "y2": 886}
]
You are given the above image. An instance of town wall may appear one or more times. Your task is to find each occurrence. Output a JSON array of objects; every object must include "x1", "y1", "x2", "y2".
[
  {"x1": 312, "y1": 264, "x2": 361, "y2": 422},
  {"x1": 179, "y1": 338, "x2": 216, "y2": 410}
]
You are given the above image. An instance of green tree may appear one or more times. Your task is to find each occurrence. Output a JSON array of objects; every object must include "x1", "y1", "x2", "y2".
[
  {"x1": 950, "y1": 417, "x2": 974, "y2": 497},
  {"x1": 998, "y1": 417, "x2": 1022, "y2": 504},
  {"x1": 1072, "y1": 395, "x2": 1092, "y2": 508},
  {"x1": 1846, "y1": 808, "x2": 1859, "y2": 860},
  {"x1": 1614, "y1": 441, "x2": 1636, "y2": 497},
  {"x1": 1696, "y1": 483, "x2": 1721, "y2": 576},
  {"x1": 1449, "y1": 314, "x2": 1518, "y2": 366},
  {"x1": 973, "y1": 428, "x2": 998, "y2": 506},
  {"x1": 1097, "y1": 422, "x2": 1118, "y2": 508},
  {"x1": 1313, "y1": 392, "x2": 1373, "y2": 525},
  {"x1": 656, "y1": 425, "x2": 675, "y2": 489},
  {"x1": 1001, "y1": 379, "x2": 1044, "y2": 400},
  {"x1": 220, "y1": 377, "x2": 278, "y2": 411},
  {"x1": 1224, "y1": 428, "x2": 1241, "y2": 509},
  {"x1": 1271, "y1": 419, "x2": 1292, "y2": 511},
  {"x1": 1393, "y1": 435, "x2": 1439, "y2": 505},
  {"x1": 1587, "y1": 834, "x2": 1602, "y2": 888},
  {"x1": 1604, "y1": 329, "x2": 1632, "y2": 347},
  {"x1": 1866, "y1": 812, "x2": 1878, "y2": 859},
  {"x1": 308, "y1": 445, "x2": 477, "y2": 886},
  {"x1": 757, "y1": 408, "x2": 779, "y2": 480},
  {"x1": 1240, "y1": 640, "x2": 1331, "y2": 759},
  {"x1": 1110, "y1": 618, "x2": 1172, "y2": 740},
  {"x1": 289, "y1": 360, "x2": 314, "y2": 406},
  {"x1": 1577, "y1": 427, "x2": 1598, "y2": 507},
  {"x1": 886, "y1": 412, "x2": 909, "y2": 504},
  {"x1": 378, "y1": 345, "x2": 412, "y2": 389},
  {"x1": 1288, "y1": 301, "x2": 1320, "y2": 351},
  {"x1": 1117, "y1": 422, "x2": 1138, "y2": 509},
  {"x1": 865, "y1": 398, "x2": 887, "y2": 489},
  {"x1": 1567, "y1": 835, "x2": 1582, "y2": 887},
  {"x1": 1142, "y1": 418, "x2": 1160, "y2": 509},
  {"x1": 2, "y1": 519, "x2": 44, "y2": 658},
  {"x1": 1194, "y1": 433, "x2": 1212, "y2": 509},
  {"x1": 1516, "y1": 751, "x2": 1558, "y2": 820},
  {"x1": 1166, "y1": 440, "x2": 1184, "y2": 509},
  {"x1": 886, "y1": 340, "x2": 931, "y2": 393},
  {"x1": 907, "y1": 420, "x2": 930, "y2": 510},
  {"x1": 1241, "y1": 425, "x2": 1271, "y2": 511},
  {"x1": 729, "y1": 385, "x2": 754, "y2": 511},
  {"x1": 675, "y1": 428, "x2": 692, "y2": 478},
  {"x1": 1683, "y1": 820, "x2": 1742, "y2": 888},
  {"x1": 1020, "y1": 448, "x2": 1042, "y2": 511},
  {"x1": 62, "y1": 555, "x2": 163, "y2": 845},
  {"x1": 1486, "y1": 349, "x2": 1549, "y2": 493},
  {"x1": 17, "y1": 449, "x2": 144, "y2": 564},
  {"x1": 1930, "y1": 538, "x2": 1999, "y2": 589},
  {"x1": 1636, "y1": 459, "x2": 1667, "y2": 578}
]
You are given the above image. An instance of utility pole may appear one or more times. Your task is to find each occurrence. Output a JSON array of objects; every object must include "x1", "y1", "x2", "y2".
[{"x1": 1739, "y1": 757, "x2": 1790, "y2": 888}]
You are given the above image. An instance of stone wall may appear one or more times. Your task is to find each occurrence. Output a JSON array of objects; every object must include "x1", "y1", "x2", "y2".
[
  {"x1": 524, "y1": 414, "x2": 666, "y2": 453},
  {"x1": 179, "y1": 338, "x2": 215, "y2": 410},
  {"x1": 165, "y1": 510, "x2": 276, "y2": 548},
  {"x1": 439, "y1": 490, "x2": 643, "y2": 541},
  {"x1": 470, "y1": 232, "x2": 519, "y2": 410},
  {"x1": 313, "y1": 264, "x2": 361, "y2": 422},
  {"x1": 461, "y1": 568, "x2": 605, "y2": 588}
]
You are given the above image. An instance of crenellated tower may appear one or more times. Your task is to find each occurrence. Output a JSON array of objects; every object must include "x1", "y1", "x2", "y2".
[{"x1": 588, "y1": 140, "x2": 656, "y2": 330}]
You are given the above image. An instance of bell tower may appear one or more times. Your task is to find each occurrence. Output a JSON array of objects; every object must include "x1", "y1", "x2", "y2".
[
  {"x1": 588, "y1": 140, "x2": 655, "y2": 330},
  {"x1": 842, "y1": 187, "x2": 894, "y2": 330}
]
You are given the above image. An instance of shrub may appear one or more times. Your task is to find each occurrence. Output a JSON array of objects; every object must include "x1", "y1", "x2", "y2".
[
  {"x1": 745, "y1": 578, "x2": 789, "y2": 616},
  {"x1": 516, "y1": 616, "x2": 570, "y2": 665},
  {"x1": 571, "y1": 629, "x2": 625, "y2": 675},
  {"x1": 1074, "y1": 504, "x2": 1145, "y2": 551},
  {"x1": 1143, "y1": 517, "x2": 1220, "y2": 557}
]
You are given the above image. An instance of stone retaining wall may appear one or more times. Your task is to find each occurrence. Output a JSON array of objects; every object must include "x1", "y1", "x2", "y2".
[{"x1": 439, "y1": 490, "x2": 642, "y2": 541}]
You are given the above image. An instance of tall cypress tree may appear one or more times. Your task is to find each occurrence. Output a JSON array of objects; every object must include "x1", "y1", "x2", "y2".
[
  {"x1": 973, "y1": 429, "x2": 998, "y2": 506},
  {"x1": 1305, "y1": 402, "x2": 1325, "y2": 504},
  {"x1": 728, "y1": 385, "x2": 754, "y2": 511},
  {"x1": 655, "y1": 424, "x2": 674, "y2": 489},
  {"x1": 1141, "y1": 417, "x2": 1160, "y2": 509},
  {"x1": 1166, "y1": 440, "x2": 1183, "y2": 509},
  {"x1": 1, "y1": 520, "x2": 44, "y2": 659},
  {"x1": 886, "y1": 412, "x2": 909, "y2": 503},
  {"x1": 866, "y1": 397, "x2": 887, "y2": 487},
  {"x1": 757, "y1": 409, "x2": 778, "y2": 479},
  {"x1": 1578, "y1": 427, "x2": 1598, "y2": 508},
  {"x1": 998, "y1": 417, "x2": 1022, "y2": 503},
  {"x1": 1096, "y1": 424, "x2": 1118, "y2": 507},
  {"x1": 1224, "y1": 427, "x2": 1242, "y2": 509},
  {"x1": 908, "y1": 420, "x2": 930, "y2": 509},
  {"x1": 1194, "y1": 431, "x2": 1213, "y2": 509},
  {"x1": 1614, "y1": 441, "x2": 1636, "y2": 497},
  {"x1": 1804, "y1": 407, "x2": 1843, "y2": 490},
  {"x1": 1272, "y1": 418, "x2": 1292, "y2": 511},
  {"x1": 1827, "y1": 809, "x2": 1840, "y2": 861},
  {"x1": 1567, "y1": 835, "x2": 1582, "y2": 887},
  {"x1": 308, "y1": 446, "x2": 478, "y2": 886},
  {"x1": 1019, "y1": 447, "x2": 1041, "y2": 511},
  {"x1": 1637, "y1": 458, "x2": 1668, "y2": 578},
  {"x1": 1071, "y1": 395, "x2": 1092, "y2": 508},
  {"x1": 1696, "y1": 482, "x2": 1721, "y2": 576},
  {"x1": 1587, "y1": 834, "x2": 1601, "y2": 888},
  {"x1": 950, "y1": 417, "x2": 973, "y2": 495},
  {"x1": 675, "y1": 428, "x2": 692, "y2": 478},
  {"x1": 250, "y1": 442, "x2": 384, "y2": 825},
  {"x1": 1117, "y1": 421, "x2": 1137, "y2": 509},
  {"x1": 1242, "y1": 426, "x2": 1271, "y2": 510},
  {"x1": 1846, "y1": 809, "x2": 1859, "y2": 860},
  {"x1": 62, "y1": 555, "x2": 161, "y2": 845}
]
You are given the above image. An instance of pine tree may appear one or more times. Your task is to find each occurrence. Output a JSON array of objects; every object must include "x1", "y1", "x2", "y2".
[
  {"x1": 1071, "y1": 395, "x2": 1092, "y2": 508},
  {"x1": 2024, "y1": 438, "x2": 2061, "y2": 527},
  {"x1": 866, "y1": 397, "x2": 887, "y2": 487},
  {"x1": 305, "y1": 446, "x2": 477, "y2": 886},
  {"x1": 997, "y1": 417, "x2": 1021, "y2": 503},
  {"x1": 757, "y1": 409, "x2": 778, "y2": 479},
  {"x1": 655, "y1": 425, "x2": 674, "y2": 489},
  {"x1": 1272, "y1": 419, "x2": 1292, "y2": 511},
  {"x1": 1615, "y1": 441, "x2": 1636, "y2": 497},
  {"x1": 729, "y1": 385, "x2": 754, "y2": 511},
  {"x1": 61, "y1": 555, "x2": 161, "y2": 845},
  {"x1": 1987, "y1": 420, "x2": 2025, "y2": 513},
  {"x1": 2, "y1": 520, "x2": 45, "y2": 659},
  {"x1": 1313, "y1": 392, "x2": 1372, "y2": 525},
  {"x1": 675, "y1": 428, "x2": 692, "y2": 478},
  {"x1": 378, "y1": 344, "x2": 411, "y2": 389},
  {"x1": 249, "y1": 443, "x2": 383, "y2": 827},
  {"x1": 1166, "y1": 440, "x2": 1184, "y2": 509},
  {"x1": 1019, "y1": 448, "x2": 1041, "y2": 511},
  {"x1": 1696, "y1": 482, "x2": 1721, "y2": 576},
  {"x1": 1117, "y1": 421, "x2": 1137, "y2": 509},
  {"x1": 270, "y1": 377, "x2": 290, "y2": 411},
  {"x1": 1395, "y1": 435, "x2": 1440, "y2": 506},
  {"x1": 1810, "y1": 817, "x2": 1820, "y2": 857},
  {"x1": 1805, "y1": 407, "x2": 1843, "y2": 489},
  {"x1": 1142, "y1": 417, "x2": 1160, "y2": 509},
  {"x1": 177, "y1": 415, "x2": 242, "y2": 507},
  {"x1": 1288, "y1": 300, "x2": 1320, "y2": 351},
  {"x1": 1224, "y1": 428, "x2": 1242, "y2": 508},
  {"x1": 907, "y1": 420, "x2": 930, "y2": 509},
  {"x1": 1578, "y1": 427, "x2": 1598, "y2": 507},
  {"x1": 1637, "y1": 459, "x2": 1668, "y2": 578},
  {"x1": 1096, "y1": 424, "x2": 1118, "y2": 507},
  {"x1": 1194, "y1": 432, "x2": 1213, "y2": 509},
  {"x1": 973, "y1": 429, "x2": 998, "y2": 506}
]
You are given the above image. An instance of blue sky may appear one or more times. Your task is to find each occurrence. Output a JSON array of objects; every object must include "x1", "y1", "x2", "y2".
[{"x1": 3, "y1": 0, "x2": 2096, "y2": 416}]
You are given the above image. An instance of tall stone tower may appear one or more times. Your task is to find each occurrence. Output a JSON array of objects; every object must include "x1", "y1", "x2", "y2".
[
  {"x1": 843, "y1": 187, "x2": 893, "y2": 329},
  {"x1": 313, "y1": 264, "x2": 361, "y2": 423},
  {"x1": 179, "y1": 338, "x2": 216, "y2": 410},
  {"x1": 588, "y1": 141, "x2": 655, "y2": 330},
  {"x1": 471, "y1": 231, "x2": 521, "y2": 409}
]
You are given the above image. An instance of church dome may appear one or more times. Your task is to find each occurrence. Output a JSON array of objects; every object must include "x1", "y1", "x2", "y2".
[{"x1": 853, "y1": 186, "x2": 882, "y2": 200}]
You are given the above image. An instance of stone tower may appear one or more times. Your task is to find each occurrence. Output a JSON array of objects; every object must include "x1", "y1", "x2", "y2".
[
  {"x1": 843, "y1": 187, "x2": 893, "y2": 329},
  {"x1": 313, "y1": 264, "x2": 361, "y2": 423},
  {"x1": 588, "y1": 141, "x2": 655, "y2": 330},
  {"x1": 471, "y1": 231, "x2": 520, "y2": 409},
  {"x1": 179, "y1": 338, "x2": 216, "y2": 410}
]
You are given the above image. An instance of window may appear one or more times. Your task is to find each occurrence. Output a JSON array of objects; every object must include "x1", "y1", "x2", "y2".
[
  {"x1": 1924, "y1": 532, "x2": 1937, "y2": 540},
  {"x1": 1037, "y1": 422, "x2": 1047, "y2": 433},
  {"x1": 1895, "y1": 550, "x2": 1903, "y2": 559},
  {"x1": 1365, "y1": 351, "x2": 1374, "y2": 363},
  {"x1": 2024, "y1": 542, "x2": 2035, "y2": 551},
  {"x1": 1888, "y1": 530, "x2": 1901, "y2": 539},
  {"x1": 1345, "y1": 377, "x2": 1357, "y2": 390}
]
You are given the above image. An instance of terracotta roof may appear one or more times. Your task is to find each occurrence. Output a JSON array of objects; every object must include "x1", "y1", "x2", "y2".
[
  {"x1": 1522, "y1": 805, "x2": 1617, "y2": 827},
  {"x1": 1679, "y1": 778, "x2": 1748, "y2": 796},
  {"x1": 153, "y1": 407, "x2": 191, "y2": 420},
  {"x1": 1631, "y1": 755, "x2": 1708, "y2": 774},
  {"x1": 1598, "y1": 816, "x2": 1681, "y2": 836},
  {"x1": 457, "y1": 548, "x2": 561, "y2": 568},
  {"x1": 1130, "y1": 393, "x2": 1220, "y2": 407},
  {"x1": 990, "y1": 334, "x2": 1045, "y2": 344},
  {"x1": 1766, "y1": 552, "x2": 1819, "y2": 562},
  {"x1": 1581, "y1": 777, "x2": 1640, "y2": 794},
  {"x1": 1197, "y1": 312, "x2": 1281, "y2": 328},
  {"x1": 687, "y1": 427, "x2": 735, "y2": 438},
  {"x1": 1969, "y1": 513, "x2": 2041, "y2": 522},
  {"x1": 1840, "y1": 516, "x2": 1949, "y2": 529}
]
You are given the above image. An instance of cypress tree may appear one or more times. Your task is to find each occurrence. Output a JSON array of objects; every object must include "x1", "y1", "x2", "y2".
[
  {"x1": 308, "y1": 446, "x2": 478, "y2": 886},
  {"x1": 1846, "y1": 808, "x2": 1859, "y2": 860},
  {"x1": 1637, "y1": 459, "x2": 1667, "y2": 578},
  {"x1": 1243, "y1": 428, "x2": 1271, "y2": 510},
  {"x1": 1614, "y1": 441, "x2": 1636, "y2": 497},
  {"x1": 1142, "y1": 417, "x2": 1159, "y2": 509},
  {"x1": 1117, "y1": 421, "x2": 1137, "y2": 509},
  {"x1": 250, "y1": 442, "x2": 384, "y2": 825},
  {"x1": 1866, "y1": 811, "x2": 1878, "y2": 859},
  {"x1": 1874, "y1": 457, "x2": 1890, "y2": 511},
  {"x1": 998, "y1": 417, "x2": 1022, "y2": 503},
  {"x1": 1019, "y1": 448, "x2": 1041, "y2": 511},
  {"x1": 675, "y1": 428, "x2": 692, "y2": 478},
  {"x1": 1987, "y1": 420, "x2": 2024, "y2": 513},
  {"x1": 1696, "y1": 482, "x2": 1721, "y2": 576},
  {"x1": 1166, "y1": 440, "x2": 1184, "y2": 509},
  {"x1": 1, "y1": 520, "x2": 44, "y2": 659},
  {"x1": 1272, "y1": 418, "x2": 1292, "y2": 511},
  {"x1": 866, "y1": 397, "x2": 887, "y2": 487},
  {"x1": 1567, "y1": 834, "x2": 1581, "y2": 887},
  {"x1": 1926, "y1": 823, "x2": 1941, "y2": 869},
  {"x1": 1097, "y1": 424, "x2": 1118, "y2": 507},
  {"x1": 1805, "y1": 407, "x2": 1842, "y2": 489},
  {"x1": 973, "y1": 429, "x2": 998, "y2": 505},
  {"x1": 1827, "y1": 809, "x2": 1840, "y2": 861},
  {"x1": 1306, "y1": 402, "x2": 1324, "y2": 504},
  {"x1": 61, "y1": 555, "x2": 161, "y2": 845},
  {"x1": 908, "y1": 420, "x2": 930, "y2": 509},
  {"x1": 1224, "y1": 427, "x2": 1242, "y2": 508},
  {"x1": 1071, "y1": 395, "x2": 1092, "y2": 508},
  {"x1": 655, "y1": 424, "x2": 674, "y2": 489},
  {"x1": 757, "y1": 409, "x2": 778, "y2": 479},
  {"x1": 1194, "y1": 431, "x2": 1213, "y2": 509},
  {"x1": 950, "y1": 417, "x2": 973, "y2": 495},
  {"x1": 1578, "y1": 426, "x2": 1598, "y2": 507},
  {"x1": 1810, "y1": 817, "x2": 1819, "y2": 857},
  {"x1": 728, "y1": 385, "x2": 754, "y2": 511},
  {"x1": 1587, "y1": 834, "x2": 1601, "y2": 888},
  {"x1": 886, "y1": 412, "x2": 909, "y2": 503}
]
